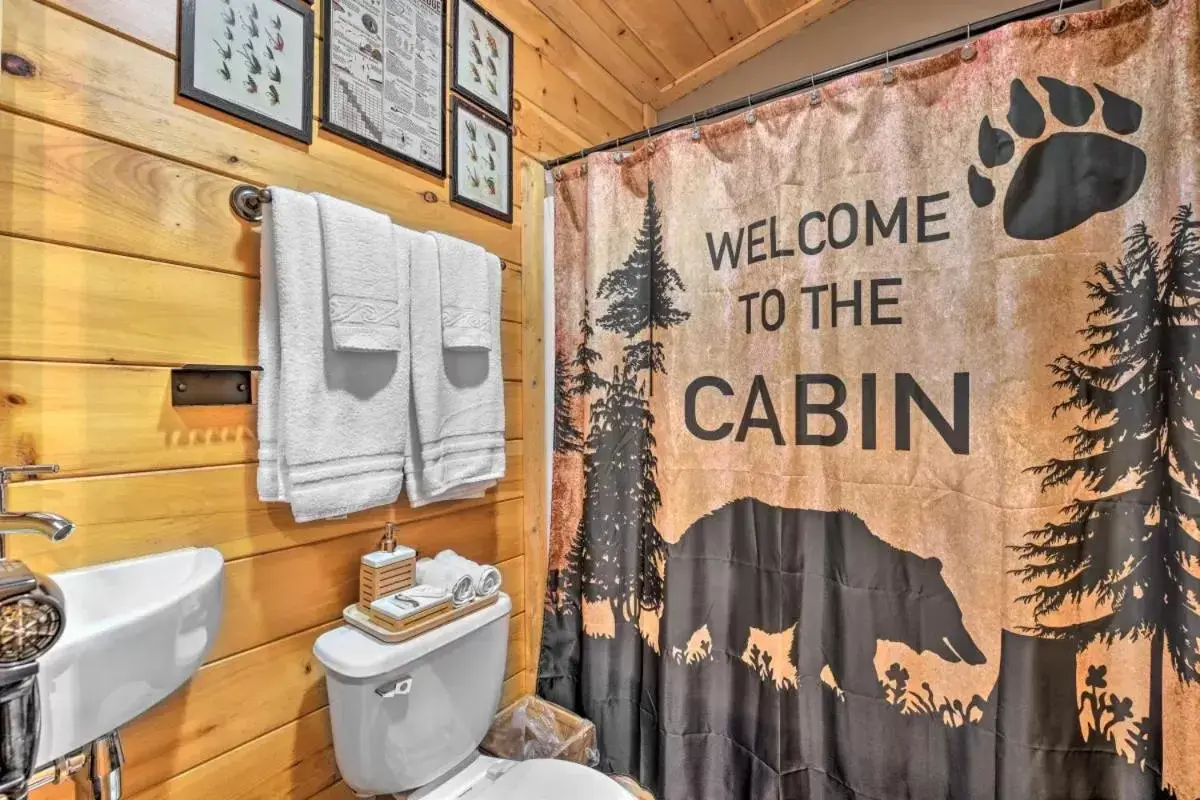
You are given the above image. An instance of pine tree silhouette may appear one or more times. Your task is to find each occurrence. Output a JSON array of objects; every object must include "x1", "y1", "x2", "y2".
[
  {"x1": 1015, "y1": 206, "x2": 1200, "y2": 778},
  {"x1": 571, "y1": 297, "x2": 607, "y2": 396},
  {"x1": 597, "y1": 182, "x2": 689, "y2": 375},
  {"x1": 573, "y1": 181, "x2": 690, "y2": 614},
  {"x1": 553, "y1": 352, "x2": 582, "y2": 454}
]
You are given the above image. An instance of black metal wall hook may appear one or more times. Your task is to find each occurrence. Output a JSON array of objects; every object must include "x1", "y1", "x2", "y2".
[{"x1": 172, "y1": 365, "x2": 261, "y2": 407}]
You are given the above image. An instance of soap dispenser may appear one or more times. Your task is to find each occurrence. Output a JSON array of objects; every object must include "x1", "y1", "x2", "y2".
[{"x1": 358, "y1": 523, "x2": 416, "y2": 610}]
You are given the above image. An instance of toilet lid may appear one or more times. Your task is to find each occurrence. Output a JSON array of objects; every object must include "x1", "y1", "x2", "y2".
[{"x1": 474, "y1": 760, "x2": 632, "y2": 800}]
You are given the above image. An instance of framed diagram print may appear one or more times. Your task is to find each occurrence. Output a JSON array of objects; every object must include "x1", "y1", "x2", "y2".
[
  {"x1": 180, "y1": 0, "x2": 315, "y2": 143},
  {"x1": 450, "y1": 98, "x2": 512, "y2": 223},
  {"x1": 451, "y1": 0, "x2": 513, "y2": 125},
  {"x1": 322, "y1": 0, "x2": 447, "y2": 177}
]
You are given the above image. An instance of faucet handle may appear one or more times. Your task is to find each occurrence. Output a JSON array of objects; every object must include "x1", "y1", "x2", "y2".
[{"x1": 0, "y1": 465, "x2": 60, "y2": 483}]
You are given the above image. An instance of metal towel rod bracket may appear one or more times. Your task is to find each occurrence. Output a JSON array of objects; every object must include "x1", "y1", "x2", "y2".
[
  {"x1": 230, "y1": 184, "x2": 271, "y2": 223},
  {"x1": 228, "y1": 184, "x2": 506, "y2": 270}
]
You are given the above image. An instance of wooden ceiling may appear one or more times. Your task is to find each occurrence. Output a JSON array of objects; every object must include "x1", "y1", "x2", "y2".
[{"x1": 528, "y1": 0, "x2": 854, "y2": 112}]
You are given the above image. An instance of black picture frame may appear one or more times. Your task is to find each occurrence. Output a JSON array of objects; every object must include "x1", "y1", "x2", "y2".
[
  {"x1": 179, "y1": 0, "x2": 315, "y2": 144},
  {"x1": 451, "y1": 0, "x2": 514, "y2": 126},
  {"x1": 450, "y1": 97, "x2": 513, "y2": 224},
  {"x1": 320, "y1": 0, "x2": 448, "y2": 179}
]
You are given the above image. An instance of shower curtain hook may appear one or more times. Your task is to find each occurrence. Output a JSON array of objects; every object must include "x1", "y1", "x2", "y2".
[
  {"x1": 961, "y1": 22, "x2": 977, "y2": 61},
  {"x1": 644, "y1": 125, "x2": 656, "y2": 154},
  {"x1": 745, "y1": 96, "x2": 757, "y2": 125},
  {"x1": 882, "y1": 48, "x2": 896, "y2": 85},
  {"x1": 809, "y1": 74, "x2": 821, "y2": 107},
  {"x1": 1051, "y1": 0, "x2": 1069, "y2": 33},
  {"x1": 690, "y1": 113, "x2": 702, "y2": 141}
]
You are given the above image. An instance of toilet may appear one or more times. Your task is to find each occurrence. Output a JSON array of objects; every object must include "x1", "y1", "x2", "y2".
[{"x1": 313, "y1": 593, "x2": 631, "y2": 799}]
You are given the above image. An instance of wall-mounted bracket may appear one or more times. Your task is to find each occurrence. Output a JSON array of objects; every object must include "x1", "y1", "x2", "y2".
[{"x1": 171, "y1": 365, "x2": 260, "y2": 407}]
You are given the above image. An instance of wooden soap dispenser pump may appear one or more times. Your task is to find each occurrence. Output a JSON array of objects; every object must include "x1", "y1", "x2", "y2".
[{"x1": 358, "y1": 522, "x2": 416, "y2": 610}]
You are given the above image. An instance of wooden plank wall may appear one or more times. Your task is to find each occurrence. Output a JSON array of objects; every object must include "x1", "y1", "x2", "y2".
[{"x1": 0, "y1": 1, "x2": 633, "y2": 798}]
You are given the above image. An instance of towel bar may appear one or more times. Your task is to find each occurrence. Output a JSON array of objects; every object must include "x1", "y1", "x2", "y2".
[{"x1": 228, "y1": 184, "x2": 507, "y2": 269}]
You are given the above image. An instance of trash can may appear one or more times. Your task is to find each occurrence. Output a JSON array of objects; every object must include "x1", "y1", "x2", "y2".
[{"x1": 481, "y1": 695, "x2": 599, "y2": 767}]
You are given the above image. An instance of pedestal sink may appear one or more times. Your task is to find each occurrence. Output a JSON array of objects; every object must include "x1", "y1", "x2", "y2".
[{"x1": 32, "y1": 547, "x2": 224, "y2": 768}]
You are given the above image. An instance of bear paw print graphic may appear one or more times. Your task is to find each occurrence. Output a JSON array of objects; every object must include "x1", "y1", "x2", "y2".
[{"x1": 967, "y1": 77, "x2": 1146, "y2": 241}]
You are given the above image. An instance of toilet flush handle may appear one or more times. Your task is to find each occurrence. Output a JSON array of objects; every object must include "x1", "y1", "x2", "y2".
[{"x1": 375, "y1": 676, "x2": 413, "y2": 698}]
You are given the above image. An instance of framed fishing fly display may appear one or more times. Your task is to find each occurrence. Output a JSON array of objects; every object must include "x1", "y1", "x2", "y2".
[
  {"x1": 450, "y1": 97, "x2": 512, "y2": 224},
  {"x1": 180, "y1": 0, "x2": 315, "y2": 144},
  {"x1": 451, "y1": 0, "x2": 513, "y2": 126}
]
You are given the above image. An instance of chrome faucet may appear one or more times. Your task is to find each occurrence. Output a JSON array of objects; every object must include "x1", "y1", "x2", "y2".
[
  {"x1": 0, "y1": 466, "x2": 75, "y2": 560},
  {"x1": 0, "y1": 465, "x2": 73, "y2": 800}
]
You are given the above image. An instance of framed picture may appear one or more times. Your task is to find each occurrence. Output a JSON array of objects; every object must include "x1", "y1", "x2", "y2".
[
  {"x1": 180, "y1": 0, "x2": 315, "y2": 144},
  {"x1": 321, "y1": 0, "x2": 447, "y2": 178},
  {"x1": 451, "y1": 98, "x2": 512, "y2": 223},
  {"x1": 451, "y1": 0, "x2": 513, "y2": 125}
]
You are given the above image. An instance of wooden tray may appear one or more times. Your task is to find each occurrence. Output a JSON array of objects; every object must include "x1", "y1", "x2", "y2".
[{"x1": 343, "y1": 593, "x2": 500, "y2": 644}]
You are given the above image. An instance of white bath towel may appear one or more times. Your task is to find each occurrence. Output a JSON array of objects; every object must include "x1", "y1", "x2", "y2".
[
  {"x1": 435, "y1": 550, "x2": 502, "y2": 598},
  {"x1": 403, "y1": 232, "x2": 505, "y2": 505},
  {"x1": 315, "y1": 193, "x2": 404, "y2": 352},
  {"x1": 257, "y1": 187, "x2": 408, "y2": 522},
  {"x1": 257, "y1": 193, "x2": 286, "y2": 503},
  {"x1": 430, "y1": 232, "x2": 492, "y2": 350},
  {"x1": 415, "y1": 558, "x2": 474, "y2": 606}
]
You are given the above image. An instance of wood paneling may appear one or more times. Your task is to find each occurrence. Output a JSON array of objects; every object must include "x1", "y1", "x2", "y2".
[
  {"x1": 656, "y1": 0, "x2": 855, "y2": 106},
  {"x1": 0, "y1": 0, "x2": 522, "y2": 264},
  {"x1": 602, "y1": 0, "x2": 714, "y2": 78},
  {"x1": 8, "y1": 442, "x2": 523, "y2": 573},
  {"x1": 0, "y1": 360, "x2": 520, "y2": 477},
  {"x1": 208, "y1": 506, "x2": 525, "y2": 662},
  {"x1": 474, "y1": 0, "x2": 644, "y2": 127},
  {"x1": 512, "y1": 37, "x2": 632, "y2": 147},
  {"x1": 121, "y1": 622, "x2": 335, "y2": 796},
  {"x1": 11, "y1": 0, "x2": 618, "y2": 793},
  {"x1": 529, "y1": 0, "x2": 673, "y2": 94},
  {"x1": 515, "y1": 98, "x2": 591, "y2": 162},
  {"x1": 674, "y1": 0, "x2": 760, "y2": 51},
  {"x1": 129, "y1": 708, "x2": 338, "y2": 800},
  {"x1": 40, "y1": 0, "x2": 177, "y2": 55},
  {"x1": 520, "y1": 161, "x2": 549, "y2": 695},
  {"x1": 0, "y1": 237, "x2": 523, "y2": 364},
  {"x1": 523, "y1": 0, "x2": 858, "y2": 110}
]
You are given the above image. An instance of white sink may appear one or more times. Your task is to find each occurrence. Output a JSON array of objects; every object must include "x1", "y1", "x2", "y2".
[{"x1": 32, "y1": 547, "x2": 224, "y2": 767}]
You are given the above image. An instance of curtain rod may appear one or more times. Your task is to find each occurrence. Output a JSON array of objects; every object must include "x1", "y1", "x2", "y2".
[{"x1": 543, "y1": 0, "x2": 1100, "y2": 170}]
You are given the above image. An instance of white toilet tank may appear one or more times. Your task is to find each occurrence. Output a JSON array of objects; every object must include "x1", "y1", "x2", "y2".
[{"x1": 314, "y1": 593, "x2": 512, "y2": 797}]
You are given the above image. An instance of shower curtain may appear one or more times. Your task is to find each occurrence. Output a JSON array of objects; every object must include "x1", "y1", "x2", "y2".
[{"x1": 537, "y1": 2, "x2": 1200, "y2": 798}]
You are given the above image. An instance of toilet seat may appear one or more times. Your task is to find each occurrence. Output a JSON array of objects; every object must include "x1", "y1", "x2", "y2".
[{"x1": 471, "y1": 759, "x2": 632, "y2": 800}]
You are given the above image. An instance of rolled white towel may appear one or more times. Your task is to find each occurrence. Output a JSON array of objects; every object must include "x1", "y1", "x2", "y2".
[
  {"x1": 435, "y1": 550, "x2": 502, "y2": 598},
  {"x1": 415, "y1": 558, "x2": 474, "y2": 607}
]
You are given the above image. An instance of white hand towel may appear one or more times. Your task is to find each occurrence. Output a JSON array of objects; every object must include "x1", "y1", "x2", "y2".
[
  {"x1": 430, "y1": 232, "x2": 491, "y2": 350},
  {"x1": 415, "y1": 558, "x2": 474, "y2": 606},
  {"x1": 435, "y1": 550, "x2": 502, "y2": 598},
  {"x1": 257, "y1": 194, "x2": 285, "y2": 502},
  {"x1": 403, "y1": 233, "x2": 505, "y2": 505},
  {"x1": 258, "y1": 188, "x2": 408, "y2": 522},
  {"x1": 315, "y1": 193, "x2": 404, "y2": 352}
]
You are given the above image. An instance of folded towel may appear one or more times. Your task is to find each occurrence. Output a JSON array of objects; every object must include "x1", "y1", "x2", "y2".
[
  {"x1": 257, "y1": 195, "x2": 285, "y2": 503},
  {"x1": 257, "y1": 187, "x2": 408, "y2": 522},
  {"x1": 435, "y1": 550, "x2": 502, "y2": 598},
  {"x1": 415, "y1": 558, "x2": 474, "y2": 606},
  {"x1": 430, "y1": 232, "x2": 491, "y2": 350},
  {"x1": 404, "y1": 233, "x2": 506, "y2": 504},
  {"x1": 315, "y1": 193, "x2": 403, "y2": 352}
]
